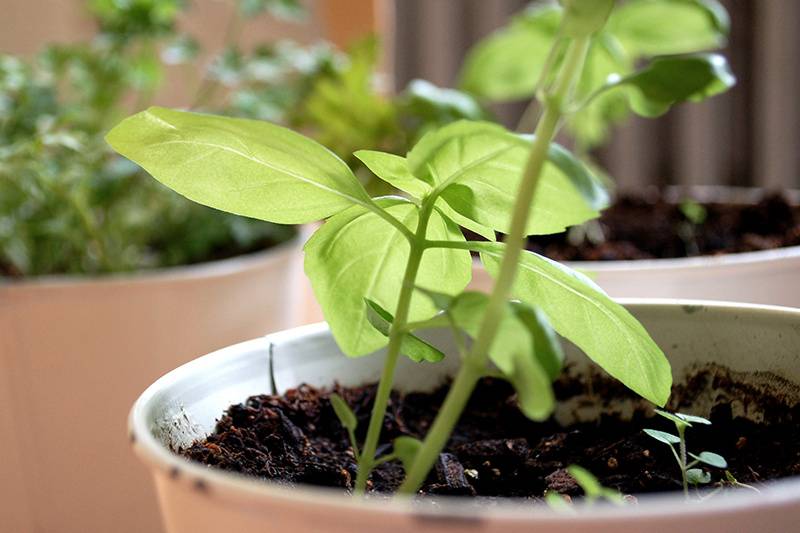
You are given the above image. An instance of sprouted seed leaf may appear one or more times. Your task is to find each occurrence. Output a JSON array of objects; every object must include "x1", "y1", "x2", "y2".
[
  {"x1": 644, "y1": 428, "x2": 681, "y2": 445},
  {"x1": 330, "y1": 393, "x2": 357, "y2": 432},
  {"x1": 393, "y1": 436, "x2": 422, "y2": 474},
  {"x1": 690, "y1": 451, "x2": 728, "y2": 469},
  {"x1": 687, "y1": 468, "x2": 712, "y2": 485},
  {"x1": 675, "y1": 412, "x2": 712, "y2": 425}
]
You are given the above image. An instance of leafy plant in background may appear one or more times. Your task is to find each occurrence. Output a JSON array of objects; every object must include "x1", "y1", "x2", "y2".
[
  {"x1": 644, "y1": 410, "x2": 728, "y2": 498},
  {"x1": 0, "y1": 0, "x2": 318, "y2": 277},
  {"x1": 460, "y1": 0, "x2": 730, "y2": 152},
  {"x1": 107, "y1": 0, "x2": 733, "y2": 496}
]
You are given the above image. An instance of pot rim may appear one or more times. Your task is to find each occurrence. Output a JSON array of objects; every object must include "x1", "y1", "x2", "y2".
[
  {"x1": 0, "y1": 229, "x2": 301, "y2": 290},
  {"x1": 129, "y1": 299, "x2": 800, "y2": 523}
]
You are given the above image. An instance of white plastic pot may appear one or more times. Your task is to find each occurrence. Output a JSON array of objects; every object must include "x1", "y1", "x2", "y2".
[
  {"x1": 0, "y1": 235, "x2": 304, "y2": 533},
  {"x1": 130, "y1": 300, "x2": 800, "y2": 533},
  {"x1": 470, "y1": 186, "x2": 800, "y2": 306}
]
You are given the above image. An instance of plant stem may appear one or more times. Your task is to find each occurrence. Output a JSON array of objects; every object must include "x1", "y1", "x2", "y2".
[
  {"x1": 678, "y1": 425, "x2": 689, "y2": 497},
  {"x1": 398, "y1": 35, "x2": 591, "y2": 495},
  {"x1": 353, "y1": 200, "x2": 435, "y2": 494}
]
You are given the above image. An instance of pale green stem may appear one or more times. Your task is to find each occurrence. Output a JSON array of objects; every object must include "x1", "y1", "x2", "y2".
[
  {"x1": 353, "y1": 199, "x2": 436, "y2": 493},
  {"x1": 398, "y1": 35, "x2": 591, "y2": 495}
]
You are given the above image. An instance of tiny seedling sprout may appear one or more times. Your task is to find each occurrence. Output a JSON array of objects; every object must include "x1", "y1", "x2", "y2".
[
  {"x1": 644, "y1": 410, "x2": 728, "y2": 498},
  {"x1": 545, "y1": 465, "x2": 623, "y2": 509}
]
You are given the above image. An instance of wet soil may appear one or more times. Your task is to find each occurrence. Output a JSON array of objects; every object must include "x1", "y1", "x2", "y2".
[
  {"x1": 526, "y1": 192, "x2": 800, "y2": 261},
  {"x1": 182, "y1": 367, "x2": 800, "y2": 499}
]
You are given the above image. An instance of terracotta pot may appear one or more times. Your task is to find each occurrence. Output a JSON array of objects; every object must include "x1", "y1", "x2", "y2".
[
  {"x1": 129, "y1": 301, "x2": 800, "y2": 533},
  {"x1": 470, "y1": 186, "x2": 800, "y2": 306},
  {"x1": 0, "y1": 235, "x2": 304, "y2": 533}
]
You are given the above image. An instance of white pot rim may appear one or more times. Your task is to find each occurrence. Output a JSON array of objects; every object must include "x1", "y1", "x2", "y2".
[
  {"x1": 129, "y1": 299, "x2": 800, "y2": 524},
  {"x1": 0, "y1": 230, "x2": 301, "y2": 290}
]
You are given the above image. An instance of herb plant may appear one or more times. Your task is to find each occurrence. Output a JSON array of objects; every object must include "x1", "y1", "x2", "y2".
[
  {"x1": 108, "y1": 0, "x2": 733, "y2": 496},
  {"x1": 460, "y1": 0, "x2": 731, "y2": 151},
  {"x1": 644, "y1": 409, "x2": 728, "y2": 497}
]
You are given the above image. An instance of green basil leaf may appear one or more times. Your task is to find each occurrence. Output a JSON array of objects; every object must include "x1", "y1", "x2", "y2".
[
  {"x1": 393, "y1": 436, "x2": 423, "y2": 473},
  {"x1": 354, "y1": 150, "x2": 431, "y2": 200},
  {"x1": 364, "y1": 298, "x2": 445, "y2": 363},
  {"x1": 644, "y1": 428, "x2": 681, "y2": 445},
  {"x1": 675, "y1": 412, "x2": 712, "y2": 425},
  {"x1": 605, "y1": 53, "x2": 735, "y2": 118},
  {"x1": 509, "y1": 302, "x2": 565, "y2": 381},
  {"x1": 329, "y1": 393, "x2": 357, "y2": 431},
  {"x1": 106, "y1": 106, "x2": 371, "y2": 224},
  {"x1": 655, "y1": 409, "x2": 692, "y2": 428},
  {"x1": 477, "y1": 243, "x2": 672, "y2": 406},
  {"x1": 448, "y1": 292, "x2": 555, "y2": 421},
  {"x1": 687, "y1": 468, "x2": 712, "y2": 485},
  {"x1": 304, "y1": 198, "x2": 471, "y2": 356},
  {"x1": 408, "y1": 121, "x2": 599, "y2": 235},
  {"x1": 609, "y1": 0, "x2": 729, "y2": 56},
  {"x1": 690, "y1": 451, "x2": 727, "y2": 469},
  {"x1": 458, "y1": 4, "x2": 561, "y2": 100}
]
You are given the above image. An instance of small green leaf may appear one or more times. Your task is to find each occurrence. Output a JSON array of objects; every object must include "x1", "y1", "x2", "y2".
[
  {"x1": 413, "y1": 286, "x2": 455, "y2": 311},
  {"x1": 363, "y1": 299, "x2": 445, "y2": 363},
  {"x1": 329, "y1": 393, "x2": 357, "y2": 432},
  {"x1": 354, "y1": 150, "x2": 431, "y2": 200},
  {"x1": 567, "y1": 465, "x2": 603, "y2": 497},
  {"x1": 458, "y1": 4, "x2": 562, "y2": 100},
  {"x1": 106, "y1": 107, "x2": 371, "y2": 224},
  {"x1": 644, "y1": 428, "x2": 681, "y2": 445},
  {"x1": 655, "y1": 409, "x2": 692, "y2": 428},
  {"x1": 478, "y1": 243, "x2": 672, "y2": 406},
  {"x1": 509, "y1": 302, "x2": 564, "y2": 381},
  {"x1": 408, "y1": 121, "x2": 599, "y2": 236},
  {"x1": 690, "y1": 451, "x2": 727, "y2": 469},
  {"x1": 561, "y1": 0, "x2": 614, "y2": 38},
  {"x1": 545, "y1": 491, "x2": 573, "y2": 511},
  {"x1": 448, "y1": 292, "x2": 555, "y2": 421},
  {"x1": 679, "y1": 199, "x2": 708, "y2": 225},
  {"x1": 609, "y1": 0, "x2": 729, "y2": 56},
  {"x1": 604, "y1": 53, "x2": 736, "y2": 118},
  {"x1": 687, "y1": 468, "x2": 712, "y2": 485},
  {"x1": 402, "y1": 79, "x2": 486, "y2": 124},
  {"x1": 305, "y1": 198, "x2": 470, "y2": 356},
  {"x1": 675, "y1": 412, "x2": 711, "y2": 425},
  {"x1": 393, "y1": 436, "x2": 422, "y2": 473}
]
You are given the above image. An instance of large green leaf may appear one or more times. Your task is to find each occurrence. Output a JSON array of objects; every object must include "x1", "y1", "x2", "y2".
[
  {"x1": 609, "y1": 0, "x2": 728, "y2": 56},
  {"x1": 476, "y1": 243, "x2": 671, "y2": 406},
  {"x1": 304, "y1": 198, "x2": 471, "y2": 356},
  {"x1": 447, "y1": 292, "x2": 556, "y2": 420},
  {"x1": 602, "y1": 53, "x2": 735, "y2": 117},
  {"x1": 106, "y1": 106, "x2": 371, "y2": 224},
  {"x1": 458, "y1": 4, "x2": 561, "y2": 100},
  {"x1": 407, "y1": 121, "x2": 598, "y2": 235}
]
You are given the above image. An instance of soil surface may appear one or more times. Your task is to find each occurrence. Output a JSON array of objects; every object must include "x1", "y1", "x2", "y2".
[
  {"x1": 526, "y1": 192, "x2": 800, "y2": 261},
  {"x1": 182, "y1": 367, "x2": 800, "y2": 500}
]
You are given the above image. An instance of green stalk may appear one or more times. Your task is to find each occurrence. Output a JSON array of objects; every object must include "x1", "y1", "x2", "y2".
[
  {"x1": 353, "y1": 199, "x2": 436, "y2": 493},
  {"x1": 398, "y1": 35, "x2": 591, "y2": 495},
  {"x1": 678, "y1": 425, "x2": 689, "y2": 497}
]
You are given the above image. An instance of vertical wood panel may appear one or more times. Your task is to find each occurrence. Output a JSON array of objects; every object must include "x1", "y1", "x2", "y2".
[{"x1": 753, "y1": 0, "x2": 800, "y2": 189}]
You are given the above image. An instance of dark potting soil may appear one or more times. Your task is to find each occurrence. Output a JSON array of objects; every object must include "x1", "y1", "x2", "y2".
[
  {"x1": 526, "y1": 192, "x2": 800, "y2": 261},
  {"x1": 182, "y1": 366, "x2": 800, "y2": 500}
]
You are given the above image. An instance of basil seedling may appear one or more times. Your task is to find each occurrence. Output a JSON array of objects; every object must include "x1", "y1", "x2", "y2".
[
  {"x1": 644, "y1": 409, "x2": 728, "y2": 498},
  {"x1": 107, "y1": 0, "x2": 733, "y2": 497}
]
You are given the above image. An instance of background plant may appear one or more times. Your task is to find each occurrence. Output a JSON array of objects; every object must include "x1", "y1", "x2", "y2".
[
  {"x1": 459, "y1": 0, "x2": 730, "y2": 153},
  {"x1": 107, "y1": 0, "x2": 733, "y2": 496}
]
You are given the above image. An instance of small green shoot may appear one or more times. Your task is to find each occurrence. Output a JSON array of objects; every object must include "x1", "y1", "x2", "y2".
[
  {"x1": 546, "y1": 465, "x2": 623, "y2": 510},
  {"x1": 330, "y1": 393, "x2": 359, "y2": 459},
  {"x1": 644, "y1": 409, "x2": 728, "y2": 498}
]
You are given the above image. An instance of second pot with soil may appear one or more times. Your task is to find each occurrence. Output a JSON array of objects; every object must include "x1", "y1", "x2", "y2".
[
  {"x1": 130, "y1": 300, "x2": 800, "y2": 533},
  {"x1": 470, "y1": 186, "x2": 800, "y2": 306}
]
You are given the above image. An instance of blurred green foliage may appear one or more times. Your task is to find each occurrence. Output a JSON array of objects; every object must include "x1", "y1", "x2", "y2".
[{"x1": 0, "y1": 0, "x2": 485, "y2": 277}]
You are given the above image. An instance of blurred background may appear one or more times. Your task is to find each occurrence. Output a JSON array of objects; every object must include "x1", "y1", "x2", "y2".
[{"x1": 2, "y1": 0, "x2": 799, "y2": 191}]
